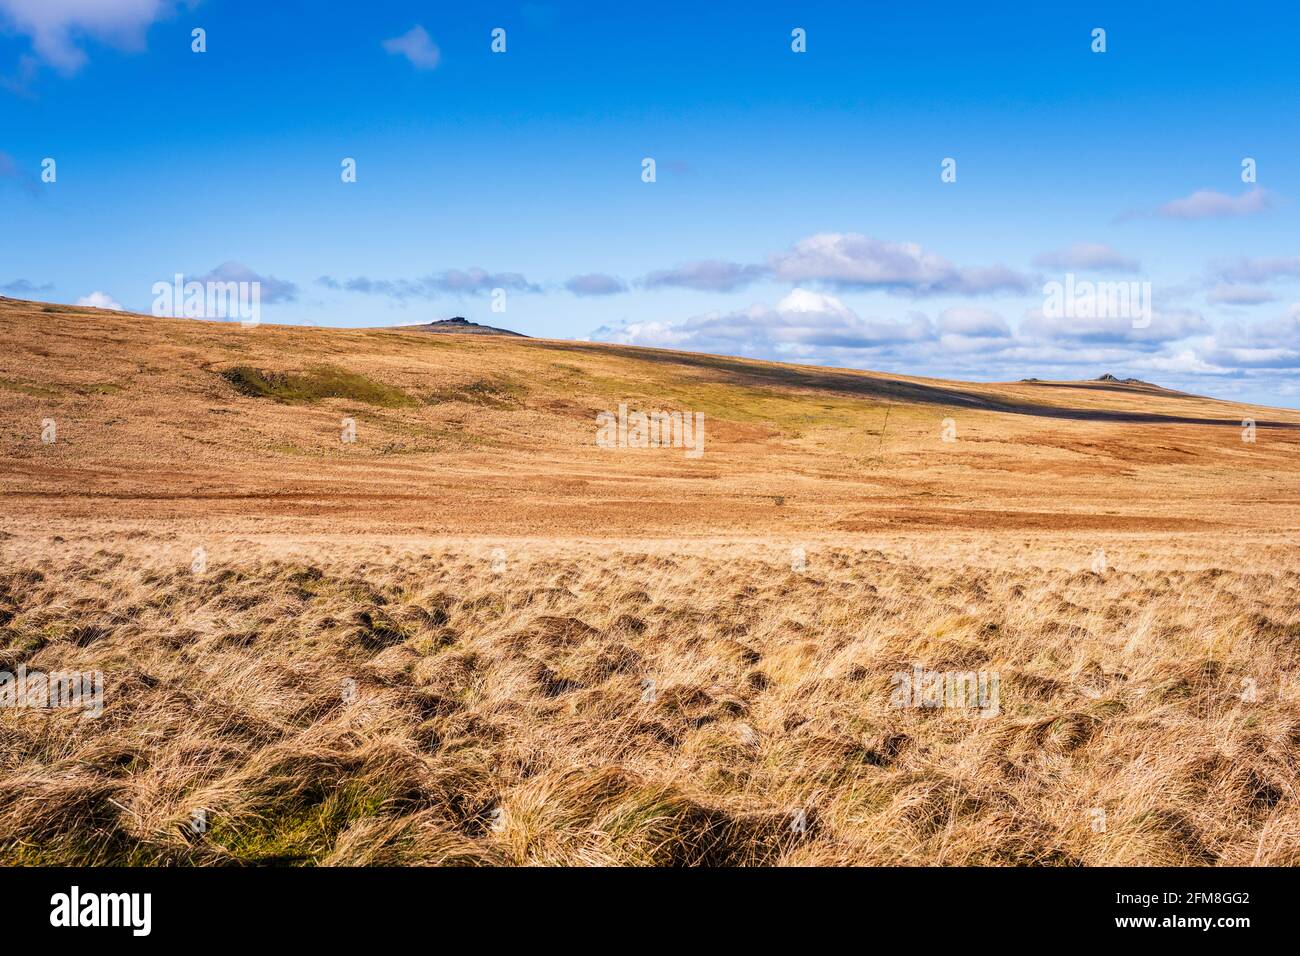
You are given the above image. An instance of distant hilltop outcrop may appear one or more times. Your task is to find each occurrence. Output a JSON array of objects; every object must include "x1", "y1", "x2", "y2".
[
  {"x1": 395, "y1": 316, "x2": 526, "y2": 337},
  {"x1": 1095, "y1": 373, "x2": 1156, "y2": 386},
  {"x1": 1020, "y1": 373, "x2": 1162, "y2": 389}
]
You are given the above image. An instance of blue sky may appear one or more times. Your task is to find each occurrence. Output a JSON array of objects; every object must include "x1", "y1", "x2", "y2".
[{"x1": 3, "y1": 1, "x2": 1299, "y2": 405}]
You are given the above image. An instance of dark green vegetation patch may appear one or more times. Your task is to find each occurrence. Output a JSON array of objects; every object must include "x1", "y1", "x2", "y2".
[{"x1": 221, "y1": 365, "x2": 418, "y2": 408}]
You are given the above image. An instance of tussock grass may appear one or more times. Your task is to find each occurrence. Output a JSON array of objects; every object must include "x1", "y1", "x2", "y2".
[{"x1": 2, "y1": 542, "x2": 1298, "y2": 866}]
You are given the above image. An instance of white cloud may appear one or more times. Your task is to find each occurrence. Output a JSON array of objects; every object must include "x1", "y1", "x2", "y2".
[
  {"x1": 590, "y1": 291, "x2": 1300, "y2": 397},
  {"x1": 937, "y1": 307, "x2": 1010, "y2": 338},
  {"x1": 1213, "y1": 304, "x2": 1300, "y2": 349},
  {"x1": 1200, "y1": 346, "x2": 1300, "y2": 370},
  {"x1": 76, "y1": 290, "x2": 122, "y2": 310},
  {"x1": 768, "y1": 232, "x2": 1029, "y2": 295},
  {"x1": 934, "y1": 308, "x2": 1011, "y2": 354},
  {"x1": 640, "y1": 260, "x2": 766, "y2": 292},
  {"x1": 1021, "y1": 306, "x2": 1209, "y2": 348},
  {"x1": 593, "y1": 288, "x2": 934, "y2": 360},
  {"x1": 598, "y1": 290, "x2": 942, "y2": 370},
  {"x1": 775, "y1": 288, "x2": 854, "y2": 318},
  {"x1": 1125, "y1": 349, "x2": 1231, "y2": 376},
  {"x1": 382, "y1": 25, "x2": 441, "y2": 70},
  {"x1": 316, "y1": 267, "x2": 538, "y2": 300},
  {"x1": 0, "y1": 0, "x2": 172, "y2": 73},
  {"x1": 1032, "y1": 242, "x2": 1139, "y2": 273},
  {"x1": 598, "y1": 291, "x2": 1209, "y2": 366},
  {"x1": 625, "y1": 233, "x2": 1029, "y2": 299},
  {"x1": 1206, "y1": 283, "x2": 1276, "y2": 305},
  {"x1": 196, "y1": 262, "x2": 299, "y2": 304},
  {"x1": 1156, "y1": 188, "x2": 1275, "y2": 220},
  {"x1": 565, "y1": 273, "x2": 627, "y2": 296},
  {"x1": 1207, "y1": 256, "x2": 1300, "y2": 284}
]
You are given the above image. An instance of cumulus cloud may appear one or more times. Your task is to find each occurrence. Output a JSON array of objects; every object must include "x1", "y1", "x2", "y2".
[
  {"x1": 626, "y1": 233, "x2": 1028, "y2": 298},
  {"x1": 936, "y1": 307, "x2": 1008, "y2": 337},
  {"x1": 767, "y1": 232, "x2": 1029, "y2": 296},
  {"x1": 196, "y1": 262, "x2": 298, "y2": 304},
  {"x1": 769, "y1": 288, "x2": 933, "y2": 348},
  {"x1": 1200, "y1": 346, "x2": 1300, "y2": 370},
  {"x1": 593, "y1": 288, "x2": 935, "y2": 361},
  {"x1": 595, "y1": 287, "x2": 1212, "y2": 368},
  {"x1": 1211, "y1": 303, "x2": 1300, "y2": 347},
  {"x1": 640, "y1": 260, "x2": 767, "y2": 293},
  {"x1": 0, "y1": 0, "x2": 173, "y2": 73},
  {"x1": 587, "y1": 287, "x2": 1293, "y2": 391},
  {"x1": 936, "y1": 308, "x2": 1012, "y2": 351},
  {"x1": 76, "y1": 290, "x2": 122, "y2": 310},
  {"x1": 565, "y1": 273, "x2": 627, "y2": 296},
  {"x1": 1032, "y1": 242, "x2": 1139, "y2": 273},
  {"x1": 1200, "y1": 307, "x2": 1300, "y2": 370},
  {"x1": 382, "y1": 25, "x2": 440, "y2": 70},
  {"x1": 1020, "y1": 306, "x2": 1209, "y2": 348},
  {"x1": 317, "y1": 268, "x2": 539, "y2": 301},
  {"x1": 1139, "y1": 188, "x2": 1277, "y2": 221}
]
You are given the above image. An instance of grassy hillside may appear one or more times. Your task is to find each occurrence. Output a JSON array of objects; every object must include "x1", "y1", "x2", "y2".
[{"x1": 2, "y1": 296, "x2": 1297, "y2": 541}]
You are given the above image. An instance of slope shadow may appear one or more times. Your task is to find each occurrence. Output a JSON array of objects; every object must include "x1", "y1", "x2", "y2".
[
  {"x1": 1023, "y1": 381, "x2": 1198, "y2": 399},
  {"x1": 537, "y1": 341, "x2": 1300, "y2": 429}
]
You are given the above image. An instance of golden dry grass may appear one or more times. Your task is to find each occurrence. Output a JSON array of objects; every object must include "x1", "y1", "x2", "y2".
[{"x1": 1, "y1": 297, "x2": 1299, "y2": 866}]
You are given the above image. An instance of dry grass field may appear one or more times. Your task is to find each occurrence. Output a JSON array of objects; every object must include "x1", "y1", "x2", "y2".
[{"x1": 2, "y1": 295, "x2": 1299, "y2": 866}]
